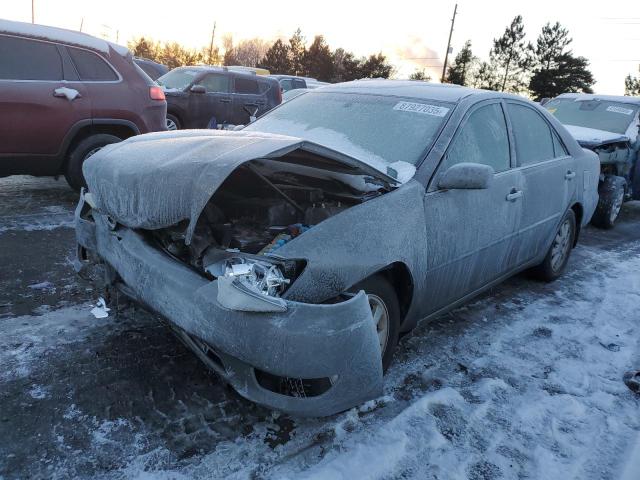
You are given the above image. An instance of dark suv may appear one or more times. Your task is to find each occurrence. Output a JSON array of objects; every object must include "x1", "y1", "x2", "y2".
[
  {"x1": 157, "y1": 67, "x2": 281, "y2": 130},
  {"x1": 0, "y1": 20, "x2": 167, "y2": 190}
]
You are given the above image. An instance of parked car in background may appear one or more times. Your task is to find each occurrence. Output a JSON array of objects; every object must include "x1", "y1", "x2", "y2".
[
  {"x1": 133, "y1": 57, "x2": 169, "y2": 80},
  {"x1": 270, "y1": 74, "x2": 330, "y2": 92},
  {"x1": 75, "y1": 80, "x2": 599, "y2": 416},
  {"x1": 545, "y1": 93, "x2": 640, "y2": 228},
  {"x1": 157, "y1": 66, "x2": 281, "y2": 130},
  {"x1": 225, "y1": 65, "x2": 270, "y2": 76},
  {"x1": 0, "y1": 19, "x2": 167, "y2": 190},
  {"x1": 282, "y1": 88, "x2": 308, "y2": 102}
]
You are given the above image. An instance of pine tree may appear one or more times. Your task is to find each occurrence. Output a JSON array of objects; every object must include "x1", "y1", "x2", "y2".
[
  {"x1": 332, "y1": 48, "x2": 361, "y2": 82},
  {"x1": 288, "y1": 28, "x2": 306, "y2": 75},
  {"x1": 303, "y1": 35, "x2": 334, "y2": 81},
  {"x1": 261, "y1": 39, "x2": 291, "y2": 74},
  {"x1": 128, "y1": 37, "x2": 160, "y2": 61},
  {"x1": 625, "y1": 75, "x2": 640, "y2": 96},
  {"x1": 490, "y1": 15, "x2": 533, "y2": 93},
  {"x1": 471, "y1": 61, "x2": 500, "y2": 91},
  {"x1": 446, "y1": 40, "x2": 475, "y2": 86},
  {"x1": 409, "y1": 69, "x2": 431, "y2": 81},
  {"x1": 529, "y1": 22, "x2": 594, "y2": 100},
  {"x1": 358, "y1": 53, "x2": 393, "y2": 79}
]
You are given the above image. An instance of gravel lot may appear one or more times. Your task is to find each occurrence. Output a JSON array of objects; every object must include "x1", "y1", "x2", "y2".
[{"x1": 1, "y1": 175, "x2": 639, "y2": 480}]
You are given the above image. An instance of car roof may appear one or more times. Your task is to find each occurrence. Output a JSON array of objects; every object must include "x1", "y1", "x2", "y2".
[
  {"x1": 174, "y1": 65, "x2": 278, "y2": 83},
  {"x1": 555, "y1": 92, "x2": 640, "y2": 105},
  {"x1": 315, "y1": 79, "x2": 512, "y2": 103},
  {"x1": 0, "y1": 18, "x2": 128, "y2": 56}
]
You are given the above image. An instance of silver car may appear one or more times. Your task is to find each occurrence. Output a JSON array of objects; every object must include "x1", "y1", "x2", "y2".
[{"x1": 75, "y1": 80, "x2": 600, "y2": 416}]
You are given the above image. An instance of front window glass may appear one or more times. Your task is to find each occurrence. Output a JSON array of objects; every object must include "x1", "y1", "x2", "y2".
[
  {"x1": 245, "y1": 92, "x2": 453, "y2": 169},
  {"x1": 200, "y1": 73, "x2": 230, "y2": 93},
  {"x1": 440, "y1": 103, "x2": 510, "y2": 173},
  {"x1": 157, "y1": 68, "x2": 199, "y2": 91},
  {"x1": 545, "y1": 98, "x2": 639, "y2": 135}
]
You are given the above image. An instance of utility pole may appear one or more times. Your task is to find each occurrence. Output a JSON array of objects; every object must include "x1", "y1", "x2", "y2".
[
  {"x1": 79, "y1": 17, "x2": 84, "y2": 32},
  {"x1": 209, "y1": 21, "x2": 217, "y2": 65},
  {"x1": 31, "y1": 0, "x2": 35, "y2": 23},
  {"x1": 441, "y1": 3, "x2": 457, "y2": 83}
]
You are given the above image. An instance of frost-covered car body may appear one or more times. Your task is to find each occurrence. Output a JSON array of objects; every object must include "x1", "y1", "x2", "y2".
[
  {"x1": 545, "y1": 93, "x2": 640, "y2": 227},
  {"x1": 75, "y1": 81, "x2": 599, "y2": 416}
]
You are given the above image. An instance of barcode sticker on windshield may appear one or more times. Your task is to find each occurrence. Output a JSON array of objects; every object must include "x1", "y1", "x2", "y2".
[
  {"x1": 393, "y1": 101, "x2": 449, "y2": 117},
  {"x1": 606, "y1": 105, "x2": 634, "y2": 115}
]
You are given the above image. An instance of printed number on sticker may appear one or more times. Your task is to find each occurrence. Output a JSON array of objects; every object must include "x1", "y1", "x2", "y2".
[
  {"x1": 606, "y1": 105, "x2": 634, "y2": 115},
  {"x1": 393, "y1": 101, "x2": 449, "y2": 117}
]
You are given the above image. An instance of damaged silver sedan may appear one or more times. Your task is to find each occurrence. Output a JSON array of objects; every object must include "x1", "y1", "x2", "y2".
[{"x1": 74, "y1": 81, "x2": 600, "y2": 416}]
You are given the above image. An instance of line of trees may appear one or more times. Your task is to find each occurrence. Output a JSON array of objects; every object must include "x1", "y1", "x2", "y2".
[
  {"x1": 625, "y1": 75, "x2": 640, "y2": 96},
  {"x1": 441, "y1": 17, "x2": 596, "y2": 100},
  {"x1": 128, "y1": 29, "x2": 393, "y2": 83}
]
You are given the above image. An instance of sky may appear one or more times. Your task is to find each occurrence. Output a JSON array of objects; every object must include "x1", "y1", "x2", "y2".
[{"x1": 3, "y1": 0, "x2": 640, "y2": 94}]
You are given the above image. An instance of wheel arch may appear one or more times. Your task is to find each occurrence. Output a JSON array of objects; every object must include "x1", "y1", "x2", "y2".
[{"x1": 368, "y1": 262, "x2": 415, "y2": 330}]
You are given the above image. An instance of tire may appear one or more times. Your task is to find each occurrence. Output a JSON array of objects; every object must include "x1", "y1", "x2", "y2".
[
  {"x1": 64, "y1": 134, "x2": 121, "y2": 191},
  {"x1": 530, "y1": 209, "x2": 576, "y2": 282},
  {"x1": 350, "y1": 275, "x2": 401, "y2": 373},
  {"x1": 591, "y1": 175, "x2": 626, "y2": 229},
  {"x1": 166, "y1": 113, "x2": 181, "y2": 131}
]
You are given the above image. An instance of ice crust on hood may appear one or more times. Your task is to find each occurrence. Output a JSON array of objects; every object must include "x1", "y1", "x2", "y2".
[{"x1": 564, "y1": 124, "x2": 629, "y2": 146}]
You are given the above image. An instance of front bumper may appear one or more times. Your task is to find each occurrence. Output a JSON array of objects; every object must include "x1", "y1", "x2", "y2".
[{"x1": 74, "y1": 192, "x2": 382, "y2": 417}]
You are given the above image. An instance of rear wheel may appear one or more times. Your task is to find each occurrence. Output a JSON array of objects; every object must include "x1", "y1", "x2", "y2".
[
  {"x1": 64, "y1": 134, "x2": 121, "y2": 191},
  {"x1": 591, "y1": 175, "x2": 626, "y2": 229},
  {"x1": 166, "y1": 114, "x2": 181, "y2": 131},
  {"x1": 350, "y1": 275, "x2": 400, "y2": 373},
  {"x1": 530, "y1": 209, "x2": 576, "y2": 282}
]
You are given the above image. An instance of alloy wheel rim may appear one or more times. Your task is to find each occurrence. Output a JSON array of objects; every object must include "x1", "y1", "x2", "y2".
[
  {"x1": 166, "y1": 118, "x2": 178, "y2": 131},
  {"x1": 367, "y1": 294, "x2": 390, "y2": 356},
  {"x1": 610, "y1": 189, "x2": 624, "y2": 224},
  {"x1": 550, "y1": 219, "x2": 572, "y2": 272}
]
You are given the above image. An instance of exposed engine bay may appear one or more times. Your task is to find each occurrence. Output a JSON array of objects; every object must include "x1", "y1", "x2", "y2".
[{"x1": 149, "y1": 156, "x2": 388, "y2": 298}]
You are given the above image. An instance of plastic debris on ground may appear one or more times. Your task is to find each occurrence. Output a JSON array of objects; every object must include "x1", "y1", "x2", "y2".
[{"x1": 90, "y1": 297, "x2": 110, "y2": 319}]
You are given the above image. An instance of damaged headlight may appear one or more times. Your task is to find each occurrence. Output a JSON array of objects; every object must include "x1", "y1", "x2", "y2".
[{"x1": 208, "y1": 257, "x2": 294, "y2": 313}]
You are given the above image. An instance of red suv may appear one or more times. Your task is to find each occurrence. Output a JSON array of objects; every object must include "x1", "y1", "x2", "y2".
[{"x1": 0, "y1": 20, "x2": 167, "y2": 190}]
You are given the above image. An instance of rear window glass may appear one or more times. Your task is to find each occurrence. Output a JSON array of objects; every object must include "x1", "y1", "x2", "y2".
[
  {"x1": 235, "y1": 77, "x2": 259, "y2": 94},
  {"x1": 0, "y1": 35, "x2": 63, "y2": 80},
  {"x1": 508, "y1": 103, "x2": 555, "y2": 166},
  {"x1": 258, "y1": 81, "x2": 271, "y2": 93},
  {"x1": 67, "y1": 47, "x2": 118, "y2": 81}
]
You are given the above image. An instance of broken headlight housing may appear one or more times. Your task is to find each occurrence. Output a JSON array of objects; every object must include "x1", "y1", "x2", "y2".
[{"x1": 207, "y1": 256, "x2": 303, "y2": 313}]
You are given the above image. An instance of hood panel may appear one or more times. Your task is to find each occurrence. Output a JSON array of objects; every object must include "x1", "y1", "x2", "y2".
[
  {"x1": 564, "y1": 124, "x2": 629, "y2": 148},
  {"x1": 84, "y1": 130, "x2": 303, "y2": 240},
  {"x1": 83, "y1": 130, "x2": 390, "y2": 243}
]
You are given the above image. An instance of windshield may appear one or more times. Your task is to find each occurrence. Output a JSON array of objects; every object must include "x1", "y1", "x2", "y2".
[
  {"x1": 157, "y1": 68, "x2": 199, "y2": 91},
  {"x1": 545, "y1": 98, "x2": 638, "y2": 135},
  {"x1": 245, "y1": 92, "x2": 453, "y2": 170}
]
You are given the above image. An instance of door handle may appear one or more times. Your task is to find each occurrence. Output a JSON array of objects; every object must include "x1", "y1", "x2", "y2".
[
  {"x1": 219, "y1": 98, "x2": 231, "y2": 103},
  {"x1": 53, "y1": 87, "x2": 81, "y2": 101},
  {"x1": 506, "y1": 189, "x2": 523, "y2": 202},
  {"x1": 565, "y1": 170, "x2": 576, "y2": 180}
]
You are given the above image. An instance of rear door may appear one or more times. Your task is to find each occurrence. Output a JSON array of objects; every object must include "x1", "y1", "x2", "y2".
[
  {"x1": 506, "y1": 102, "x2": 575, "y2": 265},
  {"x1": 190, "y1": 72, "x2": 232, "y2": 128},
  {"x1": 0, "y1": 35, "x2": 90, "y2": 157},
  {"x1": 422, "y1": 101, "x2": 523, "y2": 313},
  {"x1": 231, "y1": 75, "x2": 264, "y2": 125}
]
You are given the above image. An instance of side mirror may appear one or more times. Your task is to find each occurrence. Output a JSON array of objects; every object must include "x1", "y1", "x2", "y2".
[
  {"x1": 190, "y1": 85, "x2": 206, "y2": 94},
  {"x1": 438, "y1": 162, "x2": 494, "y2": 190}
]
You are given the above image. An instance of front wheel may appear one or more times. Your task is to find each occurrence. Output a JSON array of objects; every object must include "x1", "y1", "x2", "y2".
[
  {"x1": 350, "y1": 275, "x2": 400, "y2": 373},
  {"x1": 530, "y1": 209, "x2": 576, "y2": 282},
  {"x1": 591, "y1": 175, "x2": 626, "y2": 229},
  {"x1": 64, "y1": 134, "x2": 121, "y2": 191}
]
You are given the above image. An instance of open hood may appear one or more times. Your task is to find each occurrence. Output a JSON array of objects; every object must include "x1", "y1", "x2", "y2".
[
  {"x1": 84, "y1": 130, "x2": 396, "y2": 243},
  {"x1": 564, "y1": 124, "x2": 629, "y2": 149}
]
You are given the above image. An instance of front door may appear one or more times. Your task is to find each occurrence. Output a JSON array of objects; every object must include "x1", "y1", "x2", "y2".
[
  {"x1": 422, "y1": 101, "x2": 523, "y2": 314},
  {"x1": 190, "y1": 73, "x2": 232, "y2": 128},
  {"x1": 505, "y1": 102, "x2": 576, "y2": 264}
]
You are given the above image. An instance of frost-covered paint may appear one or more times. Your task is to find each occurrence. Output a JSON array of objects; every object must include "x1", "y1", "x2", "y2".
[{"x1": 76, "y1": 81, "x2": 600, "y2": 416}]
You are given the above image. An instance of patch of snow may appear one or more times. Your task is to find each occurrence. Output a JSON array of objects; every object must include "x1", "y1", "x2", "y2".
[
  {"x1": 28, "y1": 384, "x2": 50, "y2": 399},
  {"x1": 0, "y1": 18, "x2": 128, "y2": 56},
  {"x1": 28, "y1": 281, "x2": 55, "y2": 291}
]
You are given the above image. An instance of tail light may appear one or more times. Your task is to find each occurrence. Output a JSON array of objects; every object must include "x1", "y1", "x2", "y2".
[
  {"x1": 149, "y1": 86, "x2": 165, "y2": 101},
  {"x1": 275, "y1": 85, "x2": 282, "y2": 104}
]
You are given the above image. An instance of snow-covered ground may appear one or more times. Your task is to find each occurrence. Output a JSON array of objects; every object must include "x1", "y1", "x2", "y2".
[{"x1": 0, "y1": 176, "x2": 639, "y2": 480}]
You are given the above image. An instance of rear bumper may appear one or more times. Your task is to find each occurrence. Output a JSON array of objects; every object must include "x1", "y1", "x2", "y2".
[{"x1": 74, "y1": 192, "x2": 382, "y2": 417}]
